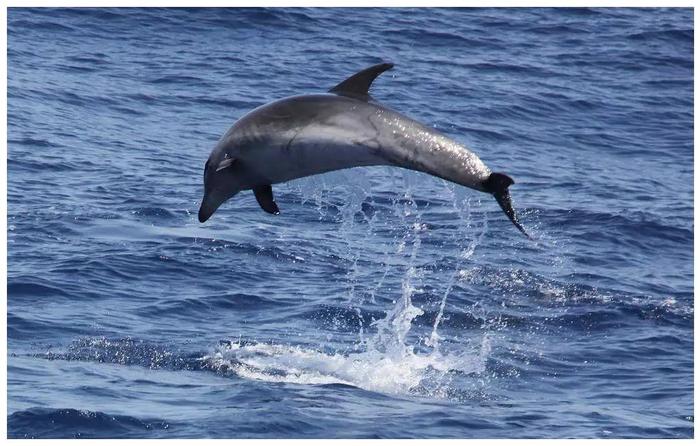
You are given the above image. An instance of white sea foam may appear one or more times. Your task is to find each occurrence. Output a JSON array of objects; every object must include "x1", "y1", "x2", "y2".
[{"x1": 205, "y1": 334, "x2": 491, "y2": 397}]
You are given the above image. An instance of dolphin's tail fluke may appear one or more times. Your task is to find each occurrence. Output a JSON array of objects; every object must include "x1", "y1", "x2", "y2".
[{"x1": 482, "y1": 172, "x2": 531, "y2": 239}]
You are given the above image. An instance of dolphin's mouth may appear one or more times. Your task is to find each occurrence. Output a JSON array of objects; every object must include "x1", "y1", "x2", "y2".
[
  {"x1": 198, "y1": 205, "x2": 211, "y2": 223},
  {"x1": 198, "y1": 193, "x2": 217, "y2": 223},
  {"x1": 198, "y1": 190, "x2": 238, "y2": 223}
]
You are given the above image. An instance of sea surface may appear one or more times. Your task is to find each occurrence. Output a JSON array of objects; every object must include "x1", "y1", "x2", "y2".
[{"x1": 6, "y1": 7, "x2": 694, "y2": 439}]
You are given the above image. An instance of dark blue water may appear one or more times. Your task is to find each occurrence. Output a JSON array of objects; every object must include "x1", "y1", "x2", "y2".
[{"x1": 7, "y1": 7, "x2": 693, "y2": 439}]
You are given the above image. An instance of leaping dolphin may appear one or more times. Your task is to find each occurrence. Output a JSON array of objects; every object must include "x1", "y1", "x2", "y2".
[{"x1": 199, "y1": 62, "x2": 530, "y2": 238}]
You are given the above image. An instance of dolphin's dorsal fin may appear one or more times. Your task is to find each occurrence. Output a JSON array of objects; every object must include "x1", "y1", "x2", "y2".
[{"x1": 329, "y1": 62, "x2": 394, "y2": 100}]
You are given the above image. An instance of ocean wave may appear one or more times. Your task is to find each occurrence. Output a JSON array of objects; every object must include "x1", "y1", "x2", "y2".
[
  {"x1": 536, "y1": 208, "x2": 693, "y2": 243},
  {"x1": 7, "y1": 280, "x2": 71, "y2": 299},
  {"x1": 9, "y1": 19, "x2": 75, "y2": 32},
  {"x1": 40, "y1": 337, "x2": 202, "y2": 371},
  {"x1": 150, "y1": 75, "x2": 211, "y2": 85},
  {"x1": 138, "y1": 292, "x2": 295, "y2": 317},
  {"x1": 627, "y1": 28, "x2": 693, "y2": 43},
  {"x1": 8, "y1": 137, "x2": 64, "y2": 148},
  {"x1": 8, "y1": 407, "x2": 170, "y2": 439}
]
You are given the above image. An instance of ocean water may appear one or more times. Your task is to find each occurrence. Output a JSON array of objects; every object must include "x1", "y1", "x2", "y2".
[{"x1": 6, "y1": 7, "x2": 693, "y2": 439}]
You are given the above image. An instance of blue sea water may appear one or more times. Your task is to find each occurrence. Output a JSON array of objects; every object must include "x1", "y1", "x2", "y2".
[{"x1": 6, "y1": 7, "x2": 694, "y2": 439}]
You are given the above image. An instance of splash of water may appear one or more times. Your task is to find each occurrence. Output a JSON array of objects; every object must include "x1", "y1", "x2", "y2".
[
  {"x1": 206, "y1": 168, "x2": 492, "y2": 398},
  {"x1": 206, "y1": 335, "x2": 491, "y2": 397}
]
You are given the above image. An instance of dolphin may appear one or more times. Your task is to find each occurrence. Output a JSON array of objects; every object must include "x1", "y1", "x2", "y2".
[{"x1": 199, "y1": 62, "x2": 530, "y2": 238}]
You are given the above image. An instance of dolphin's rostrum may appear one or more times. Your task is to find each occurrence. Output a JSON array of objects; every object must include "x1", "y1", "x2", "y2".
[{"x1": 199, "y1": 62, "x2": 530, "y2": 238}]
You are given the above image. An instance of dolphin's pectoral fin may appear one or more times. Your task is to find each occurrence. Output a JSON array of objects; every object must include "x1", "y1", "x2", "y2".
[
  {"x1": 482, "y1": 173, "x2": 532, "y2": 240},
  {"x1": 329, "y1": 62, "x2": 394, "y2": 101},
  {"x1": 216, "y1": 157, "x2": 236, "y2": 172},
  {"x1": 253, "y1": 185, "x2": 280, "y2": 215}
]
